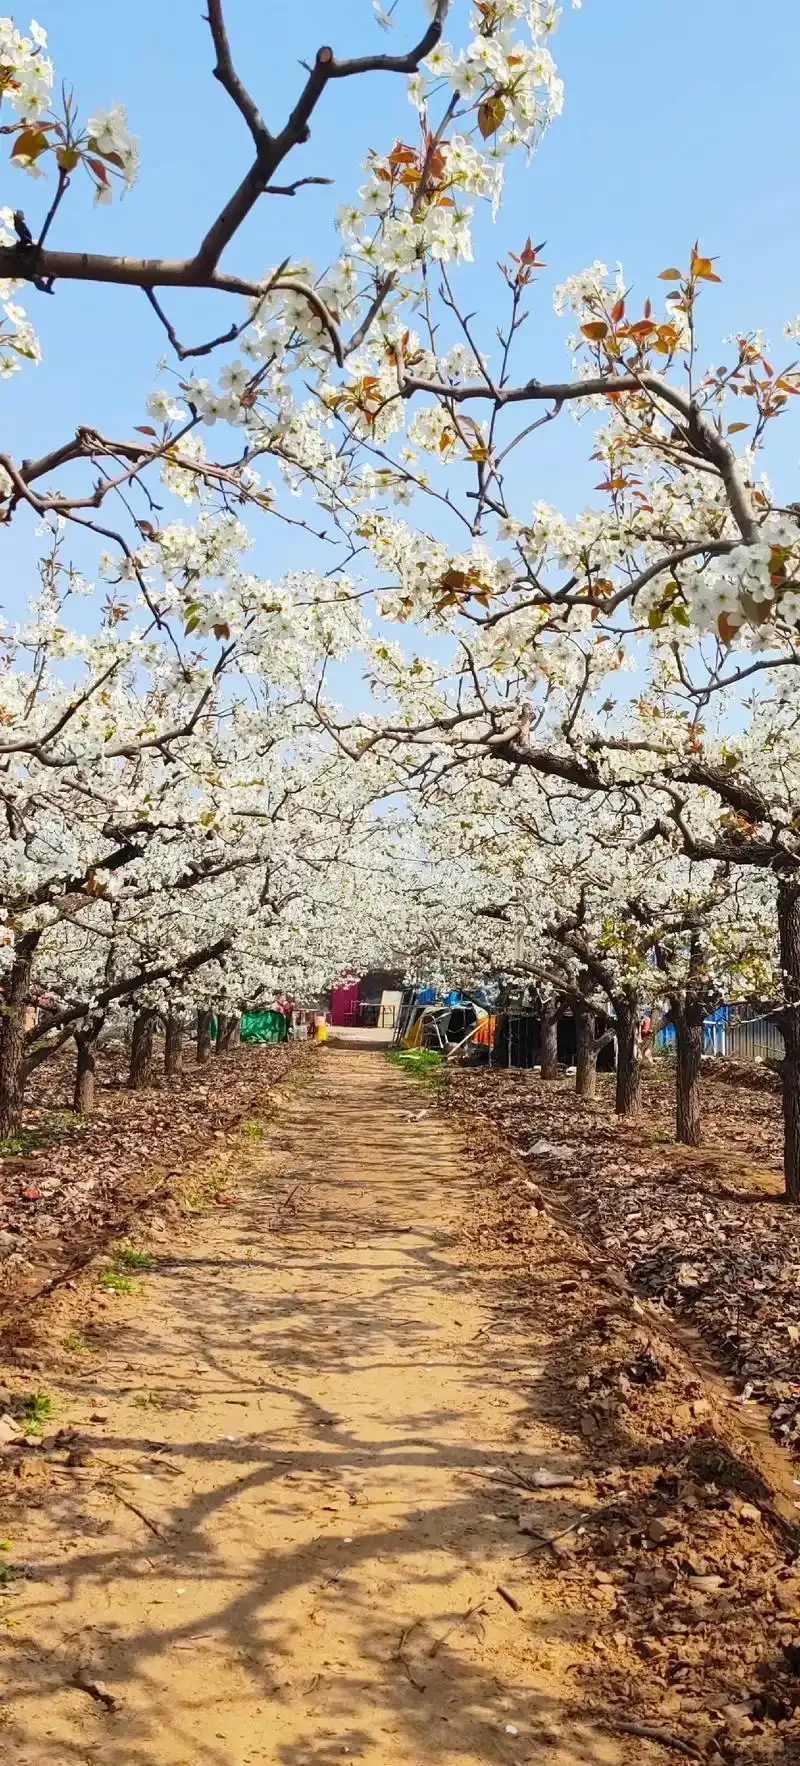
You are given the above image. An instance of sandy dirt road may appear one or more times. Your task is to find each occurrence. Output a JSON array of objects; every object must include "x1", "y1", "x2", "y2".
[{"x1": 0, "y1": 1052, "x2": 682, "y2": 1765}]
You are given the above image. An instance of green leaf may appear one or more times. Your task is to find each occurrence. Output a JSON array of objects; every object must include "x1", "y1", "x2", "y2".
[{"x1": 183, "y1": 600, "x2": 203, "y2": 635}]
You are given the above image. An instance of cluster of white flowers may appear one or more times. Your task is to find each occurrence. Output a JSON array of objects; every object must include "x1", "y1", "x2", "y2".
[
  {"x1": 0, "y1": 14, "x2": 51, "y2": 115},
  {"x1": 407, "y1": 401, "x2": 465, "y2": 454},
  {"x1": 553, "y1": 259, "x2": 623, "y2": 319},
  {"x1": 681, "y1": 518, "x2": 800, "y2": 637},
  {"x1": 412, "y1": 1, "x2": 565, "y2": 149},
  {"x1": 160, "y1": 433, "x2": 210, "y2": 505},
  {"x1": 7, "y1": 0, "x2": 800, "y2": 1119},
  {"x1": 354, "y1": 462, "x2": 416, "y2": 504},
  {"x1": 337, "y1": 0, "x2": 568, "y2": 292},
  {"x1": 146, "y1": 388, "x2": 186, "y2": 426},
  {"x1": 182, "y1": 368, "x2": 250, "y2": 428},
  {"x1": 553, "y1": 257, "x2": 691, "y2": 367},
  {"x1": 0, "y1": 288, "x2": 39, "y2": 373},
  {"x1": 0, "y1": 15, "x2": 138, "y2": 201}
]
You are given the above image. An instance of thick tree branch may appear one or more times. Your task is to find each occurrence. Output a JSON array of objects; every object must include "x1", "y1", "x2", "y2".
[
  {"x1": 0, "y1": 2, "x2": 449, "y2": 345},
  {"x1": 0, "y1": 251, "x2": 343, "y2": 364},
  {"x1": 193, "y1": 2, "x2": 449, "y2": 274},
  {"x1": 675, "y1": 760, "x2": 772, "y2": 824}
]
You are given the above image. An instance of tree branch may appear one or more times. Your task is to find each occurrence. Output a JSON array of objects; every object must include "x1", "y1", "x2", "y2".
[
  {"x1": 205, "y1": 0, "x2": 271, "y2": 153},
  {"x1": 25, "y1": 936, "x2": 234, "y2": 1043},
  {"x1": 0, "y1": 4, "x2": 451, "y2": 362},
  {"x1": 0, "y1": 251, "x2": 343, "y2": 363},
  {"x1": 264, "y1": 176, "x2": 332, "y2": 197},
  {"x1": 194, "y1": 3, "x2": 450, "y2": 274},
  {"x1": 400, "y1": 367, "x2": 758, "y2": 543}
]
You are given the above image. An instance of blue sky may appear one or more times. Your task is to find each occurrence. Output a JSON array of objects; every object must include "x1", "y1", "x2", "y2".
[{"x1": 3, "y1": 0, "x2": 800, "y2": 685}]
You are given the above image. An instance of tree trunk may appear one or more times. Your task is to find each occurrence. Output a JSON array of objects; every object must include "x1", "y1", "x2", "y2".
[
  {"x1": 614, "y1": 997, "x2": 642, "y2": 1118},
  {"x1": 0, "y1": 933, "x2": 39, "y2": 1138},
  {"x1": 196, "y1": 1008, "x2": 214, "y2": 1064},
  {"x1": 575, "y1": 1007, "x2": 598, "y2": 1099},
  {"x1": 73, "y1": 1019, "x2": 102, "y2": 1115},
  {"x1": 674, "y1": 1009, "x2": 703, "y2": 1147},
  {"x1": 539, "y1": 1000, "x2": 560, "y2": 1080},
  {"x1": 164, "y1": 1010, "x2": 184, "y2": 1078},
  {"x1": 129, "y1": 1008, "x2": 158, "y2": 1090},
  {"x1": 778, "y1": 877, "x2": 800, "y2": 1201},
  {"x1": 217, "y1": 1014, "x2": 240, "y2": 1053}
]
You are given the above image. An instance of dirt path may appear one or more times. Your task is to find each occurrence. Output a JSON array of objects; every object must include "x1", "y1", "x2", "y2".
[{"x1": 0, "y1": 1052, "x2": 787, "y2": 1764}]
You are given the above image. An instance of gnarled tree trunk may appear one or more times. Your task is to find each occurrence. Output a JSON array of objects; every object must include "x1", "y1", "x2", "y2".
[
  {"x1": 196, "y1": 1008, "x2": 215, "y2": 1065},
  {"x1": 778, "y1": 877, "x2": 800, "y2": 1202},
  {"x1": 164, "y1": 1010, "x2": 185, "y2": 1078},
  {"x1": 0, "y1": 932, "x2": 40, "y2": 1138},
  {"x1": 129, "y1": 1008, "x2": 158, "y2": 1090},
  {"x1": 613, "y1": 996, "x2": 642, "y2": 1119},
  {"x1": 73, "y1": 1017, "x2": 103, "y2": 1115},
  {"x1": 539, "y1": 999, "x2": 561, "y2": 1080}
]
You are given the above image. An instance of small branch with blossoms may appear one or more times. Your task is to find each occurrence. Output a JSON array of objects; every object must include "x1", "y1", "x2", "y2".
[{"x1": 0, "y1": 3, "x2": 450, "y2": 363}]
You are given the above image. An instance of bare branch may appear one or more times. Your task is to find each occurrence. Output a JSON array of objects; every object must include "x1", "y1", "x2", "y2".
[
  {"x1": 35, "y1": 167, "x2": 70, "y2": 252},
  {"x1": 194, "y1": 4, "x2": 449, "y2": 274},
  {"x1": 264, "y1": 176, "x2": 333, "y2": 197},
  {"x1": 143, "y1": 286, "x2": 244, "y2": 362},
  {"x1": 205, "y1": 0, "x2": 271, "y2": 153}
]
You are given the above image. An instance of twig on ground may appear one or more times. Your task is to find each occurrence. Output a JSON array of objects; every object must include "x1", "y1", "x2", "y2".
[
  {"x1": 522, "y1": 1512, "x2": 590, "y2": 1552},
  {"x1": 427, "y1": 1600, "x2": 486, "y2": 1657},
  {"x1": 599, "y1": 1716, "x2": 703, "y2": 1759},
  {"x1": 393, "y1": 1620, "x2": 427, "y2": 1691},
  {"x1": 105, "y1": 1482, "x2": 165, "y2": 1539}
]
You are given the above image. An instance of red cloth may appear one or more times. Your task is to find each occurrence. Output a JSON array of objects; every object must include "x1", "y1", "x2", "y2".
[{"x1": 330, "y1": 983, "x2": 359, "y2": 1027}]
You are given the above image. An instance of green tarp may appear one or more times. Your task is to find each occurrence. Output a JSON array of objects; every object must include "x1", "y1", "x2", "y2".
[{"x1": 240, "y1": 1010, "x2": 287, "y2": 1044}]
